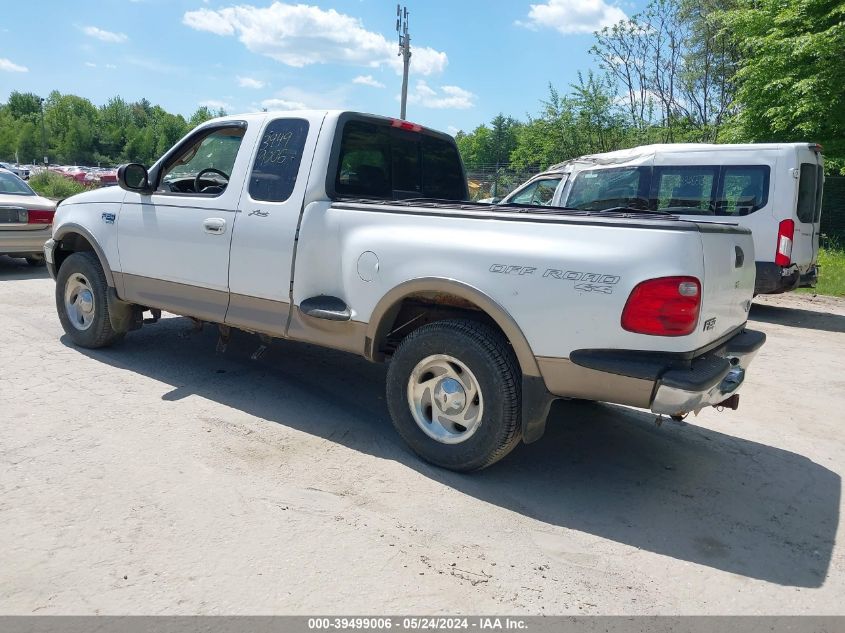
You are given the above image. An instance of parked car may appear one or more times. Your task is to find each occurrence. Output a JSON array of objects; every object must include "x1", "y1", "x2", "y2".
[
  {"x1": 0, "y1": 162, "x2": 31, "y2": 180},
  {"x1": 44, "y1": 111, "x2": 764, "y2": 471},
  {"x1": 0, "y1": 169, "x2": 56, "y2": 265},
  {"x1": 500, "y1": 143, "x2": 825, "y2": 295}
]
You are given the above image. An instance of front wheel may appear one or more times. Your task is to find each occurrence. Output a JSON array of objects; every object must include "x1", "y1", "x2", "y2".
[
  {"x1": 55, "y1": 251, "x2": 124, "y2": 348},
  {"x1": 386, "y1": 319, "x2": 522, "y2": 472}
]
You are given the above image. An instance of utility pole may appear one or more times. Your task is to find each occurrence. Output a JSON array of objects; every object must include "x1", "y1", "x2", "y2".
[
  {"x1": 396, "y1": 4, "x2": 411, "y2": 120},
  {"x1": 39, "y1": 97, "x2": 48, "y2": 166}
]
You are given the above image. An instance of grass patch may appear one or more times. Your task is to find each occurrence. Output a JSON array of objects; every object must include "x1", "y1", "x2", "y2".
[
  {"x1": 28, "y1": 171, "x2": 88, "y2": 200},
  {"x1": 798, "y1": 246, "x2": 845, "y2": 297}
]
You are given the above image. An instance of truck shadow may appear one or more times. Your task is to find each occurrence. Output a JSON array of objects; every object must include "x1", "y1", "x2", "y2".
[
  {"x1": 0, "y1": 255, "x2": 50, "y2": 281},
  {"x1": 750, "y1": 302, "x2": 845, "y2": 333},
  {"x1": 65, "y1": 317, "x2": 839, "y2": 589}
]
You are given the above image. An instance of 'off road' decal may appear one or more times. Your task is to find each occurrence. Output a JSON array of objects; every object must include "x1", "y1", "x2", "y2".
[{"x1": 489, "y1": 264, "x2": 620, "y2": 294}]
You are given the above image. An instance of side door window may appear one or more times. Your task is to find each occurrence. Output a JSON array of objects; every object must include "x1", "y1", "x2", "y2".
[
  {"x1": 652, "y1": 166, "x2": 718, "y2": 214},
  {"x1": 249, "y1": 118, "x2": 310, "y2": 202},
  {"x1": 717, "y1": 166, "x2": 770, "y2": 216},
  {"x1": 159, "y1": 127, "x2": 246, "y2": 196},
  {"x1": 568, "y1": 167, "x2": 650, "y2": 210},
  {"x1": 509, "y1": 180, "x2": 541, "y2": 204}
]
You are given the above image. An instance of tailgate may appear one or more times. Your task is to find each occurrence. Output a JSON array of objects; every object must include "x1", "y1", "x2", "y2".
[{"x1": 695, "y1": 225, "x2": 756, "y2": 346}]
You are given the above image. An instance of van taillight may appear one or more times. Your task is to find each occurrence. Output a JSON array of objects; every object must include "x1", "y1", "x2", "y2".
[
  {"x1": 775, "y1": 219, "x2": 794, "y2": 266},
  {"x1": 621, "y1": 276, "x2": 701, "y2": 336}
]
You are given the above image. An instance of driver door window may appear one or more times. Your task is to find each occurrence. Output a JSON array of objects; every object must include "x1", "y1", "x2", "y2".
[
  {"x1": 510, "y1": 178, "x2": 562, "y2": 205},
  {"x1": 159, "y1": 127, "x2": 246, "y2": 195}
]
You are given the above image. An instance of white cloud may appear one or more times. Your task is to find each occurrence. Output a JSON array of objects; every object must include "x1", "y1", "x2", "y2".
[
  {"x1": 82, "y1": 26, "x2": 129, "y2": 43},
  {"x1": 199, "y1": 99, "x2": 231, "y2": 111},
  {"x1": 85, "y1": 62, "x2": 97, "y2": 68},
  {"x1": 407, "y1": 81, "x2": 475, "y2": 110},
  {"x1": 237, "y1": 75, "x2": 265, "y2": 89},
  {"x1": 105, "y1": 64, "x2": 117, "y2": 70},
  {"x1": 261, "y1": 98, "x2": 308, "y2": 110},
  {"x1": 518, "y1": 0, "x2": 627, "y2": 34},
  {"x1": 0, "y1": 58, "x2": 28, "y2": 72},
  {"x1": 183, "y1": 2, "x2": 447, "y2": 76},
  {"x1": 447, "y1": 125, "x2": 460, "y2": 136},
  {"x1": 353, "y1": 74, "x2": 385, "y2": 88}
]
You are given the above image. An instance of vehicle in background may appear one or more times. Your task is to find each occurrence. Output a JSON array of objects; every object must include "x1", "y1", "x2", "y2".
[
  {"x1": 45, "y1": 110, "x2": 764, "y2": 471},
  {"x1": 0, "y1": 169, "x2": 56, "y2": 266},
  {"x1": 0, "y1": 162, "x2": 31, "y2": 180},
  {"x1": 500, "y1": 143, "x2": 825, "y2": 295}
]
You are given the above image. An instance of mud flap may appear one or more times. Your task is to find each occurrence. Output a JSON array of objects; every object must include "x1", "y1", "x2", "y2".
[
  {"x1": 521, "y1": 375, "x2": 556, "y2": 444},
  {"x1": 107, "y1": 287, "x2": 142, "y2": 333}
]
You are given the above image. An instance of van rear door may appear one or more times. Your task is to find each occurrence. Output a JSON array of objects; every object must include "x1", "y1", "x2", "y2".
[{"x1": 792, "y1": 146, "x2": 824, "y2": 274}]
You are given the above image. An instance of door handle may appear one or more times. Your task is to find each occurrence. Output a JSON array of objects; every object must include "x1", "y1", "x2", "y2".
[{"x1": 203, "y1": 218, "x2": 226, "y2": 234}]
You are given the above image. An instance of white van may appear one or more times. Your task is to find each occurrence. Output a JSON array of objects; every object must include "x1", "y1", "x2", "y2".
[{"x1": 502, "y1": 143, "x2": 825, "y2": 294}]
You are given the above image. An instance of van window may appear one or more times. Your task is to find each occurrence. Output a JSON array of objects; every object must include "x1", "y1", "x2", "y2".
[
  {"x1": 814, "y1": 166, "x2": 824, "y2": 223},
  {"x1": 249, "y1": 118, "x2": 309, "y2": 202},
  {"x1": 653, "y1": 166, "x2": 718, "y2": 214},
  {"x1": 718, "y1": 166, "x2": 770, "y2": 216},
  {"x1": 797, "y1": 163, "x2": 817, "y2": 223},
  {"x1": 568, "y1": 167, "x2": 650, "y2": 210},
  {"x1": 509, "y1": 177, "x2": 562, "y2": 205},
  {"x1": 334, "y1": 119, "x2": 466, "y2": 200}
]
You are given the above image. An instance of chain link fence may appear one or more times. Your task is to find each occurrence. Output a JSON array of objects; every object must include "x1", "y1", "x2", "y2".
[{"x1": 464, "y1": 164, "x2": 543, "y2": 201}]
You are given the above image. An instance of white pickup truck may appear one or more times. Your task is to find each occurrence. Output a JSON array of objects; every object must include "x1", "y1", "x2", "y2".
[{"x1": 45, "y1": 110, "x2": 765, "y2": 471}]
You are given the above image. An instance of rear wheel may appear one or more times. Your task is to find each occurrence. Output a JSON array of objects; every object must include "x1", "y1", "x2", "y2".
[
  {"x1": 386, "y1": 319, "x2": 522, "y2": 472},
  {"x1": 56, "y1": 252, "x2": 124, "y2": 348}
]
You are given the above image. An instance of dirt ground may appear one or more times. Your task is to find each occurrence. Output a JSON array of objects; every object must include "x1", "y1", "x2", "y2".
[{"x1": 1, "y1": 254, "x2": 844, "y2": 615}]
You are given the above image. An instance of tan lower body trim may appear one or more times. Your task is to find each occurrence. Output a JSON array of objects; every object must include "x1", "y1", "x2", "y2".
[
  {"x1": 225, "y1": 293, "x2": 289, "y2": 337},
  {"x1": 537, "y1": 356, "x2": 655, "y2": 408},
  {"x1": 119, "y1": 272, "x2": 229, "y2": 323},
  {"x1": 113, "y1": 273, "x2": 368, "y2": 355}
]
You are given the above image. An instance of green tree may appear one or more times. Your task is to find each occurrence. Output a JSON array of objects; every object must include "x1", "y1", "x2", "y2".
[{"x1": 717, "y1": 0, "x2": 845, "y2": 172}]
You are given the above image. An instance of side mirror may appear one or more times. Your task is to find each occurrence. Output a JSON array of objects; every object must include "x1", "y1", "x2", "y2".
[{"x1": 118, "y1": 163, "x2": 152, "y2": 193}]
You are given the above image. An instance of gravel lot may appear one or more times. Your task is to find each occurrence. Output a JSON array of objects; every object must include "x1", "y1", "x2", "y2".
[{"x1": 1, "y1": 254, "x2": 844, "y2": 615}]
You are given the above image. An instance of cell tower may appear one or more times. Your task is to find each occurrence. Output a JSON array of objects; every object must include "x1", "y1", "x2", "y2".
[{"x1": 396, "y1": 5, "x2": 411, "y2": 120}]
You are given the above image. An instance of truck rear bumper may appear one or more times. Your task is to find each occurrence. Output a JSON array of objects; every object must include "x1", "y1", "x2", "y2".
[
  {"x1": 650, "y1": 329, "x2": 765, "y2": 415},
  {"x1": 538, "y1": 328, "x2": 766, "y2": 416}
]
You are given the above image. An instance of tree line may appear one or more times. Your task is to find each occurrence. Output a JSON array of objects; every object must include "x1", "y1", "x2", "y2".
[
  {"x1": 457, "y1": 0, "x2": 845, "y2": 175},
  {"x1": 0, "y1": 91, "x2": 223, "y2": 167},
  {"x1": 1, "y1": 0, "x2": 841, "y2": 173}
]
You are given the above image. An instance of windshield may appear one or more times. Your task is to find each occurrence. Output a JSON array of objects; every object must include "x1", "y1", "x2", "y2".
[{"x1": 0, "y1": 170, "x2": 35, "y2": 196}]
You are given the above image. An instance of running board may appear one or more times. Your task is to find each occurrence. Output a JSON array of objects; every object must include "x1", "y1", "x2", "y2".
[{"x1": 300, "y1": 296, "x2": 351, "y2": 321}]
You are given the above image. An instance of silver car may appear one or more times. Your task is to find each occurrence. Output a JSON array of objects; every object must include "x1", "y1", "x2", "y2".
[{"x1": 0, "y1": 169, "x2": 55, "y2": 266}]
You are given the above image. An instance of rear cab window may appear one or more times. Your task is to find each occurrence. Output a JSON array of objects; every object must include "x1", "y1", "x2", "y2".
[{"x1": 329, "y1": 117, "x2": 468, "y2": 201}]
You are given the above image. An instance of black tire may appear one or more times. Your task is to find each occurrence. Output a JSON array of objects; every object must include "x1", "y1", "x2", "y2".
[
  {"x1": 55, "y1": 251, "x2": 124, "y2": 348},
  {"x1": 25, "y1": 255, "x2": 46, "y2": 267},
  {"x1": 386, "y1": 319, "x2": 522, "y2": 472}
]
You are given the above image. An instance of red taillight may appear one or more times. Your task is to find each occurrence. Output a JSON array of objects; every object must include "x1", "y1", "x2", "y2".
[
  {"x1": 774, "y1": 219, "x2": 794, "y2": 266},
  {"x1": 621, "y1": 276, "x2": 701, "y2": 336},
  {"x1": 391, "y1": 118, "x2": 423, "y2": 132},
  {"x1": 27, "y1": 210, "x2": 55, "y2": 225}
]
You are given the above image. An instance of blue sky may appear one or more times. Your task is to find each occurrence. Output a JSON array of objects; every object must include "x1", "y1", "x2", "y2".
[{"x1": 0, "y1": 0, "x2": 641, "y2": 135}]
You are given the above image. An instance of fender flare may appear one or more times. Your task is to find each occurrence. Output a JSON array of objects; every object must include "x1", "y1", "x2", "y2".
[
  {"x1": 53, "y1": 223, "x2": 117, "y2": 289},
  {"x1": 365, "y1": 278, "x2": 553, "y2": 443},
  {"x1": 365, "y1": 277, "x2": 541, "y2": 377}
]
